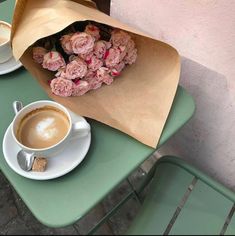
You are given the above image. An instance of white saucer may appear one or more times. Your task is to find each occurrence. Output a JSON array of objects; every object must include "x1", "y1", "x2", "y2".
[
  {"x1": 0, "y1": 56, "x2": 22, "y2": 75},
  {"x1": 2, "y1": 110, "x2": 91, "y2": 180}
]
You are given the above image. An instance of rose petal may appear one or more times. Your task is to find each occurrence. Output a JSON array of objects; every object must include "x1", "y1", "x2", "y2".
[
  {"x1": 42, "y1": 51, "x2": 66, "y2": 71},
  {"x1": 50, "y1": 77, "x2": 73, "y2": 97},
  {"x1": 70, "y1": 32, "x2": 95, "y2": 55}
]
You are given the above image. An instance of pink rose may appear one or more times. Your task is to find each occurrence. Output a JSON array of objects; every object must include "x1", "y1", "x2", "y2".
[
  {"x1": 124, "y1": 48, "x2": 138, "y2": 65},
  {"x1": 50, "y1": 77, "x2": 73, "y2": 97},
  {"x1": 33, "y1": 47, "x2": 48, "y2": 64},
  {"x1": 85, "y1": 70, "x2": 96, "y2": 79},
  {"x1": 105, "y1": 47, "x2": 122, "y2": 68},
  {"x1": 117, "y1": 45, "x2": 127, "y2": 61},
  {"x1": 42, "y1": 51, "x2": 66, "y2": 71},
  {"x1": 123, "y1": 39, "x2": 137, "y2": 65},
  {"x1": 94, "y1": 40, "x2": 111, "y2": 59},
  {"x1": 111, "y1": 29, "x2": 131, "y2": 47},
  {"x1": 72, "y1": 80, "x2": 90, "y2": 96},
  {"x1": 80, "y1": 52, "x2": 93, "y2": 62},
  {"x1": 60, "y1": 34, "x2": 73, "y2": 55},
  {"x1": 87, "y1": 55, "x2": 103, "y2": 72},
  {"x1": 85, "y1": 24, "x2": 100, "y2": 41},
  {"x1": 126, "y1": 39, "x2": 135, "y2": 52},
  {"x1": 110, "y1": 62, "x2": 125, "y2": 76},
  {"x1": 97, "y1": 67, "x2": 114, "y2": 85},
  {"x1": 70, "y1": 32, "x2": 95, "y2": 55},
  {"x1": 61, "y1": 58, "x2": 88, "y2": 80},
  {"x1": 84, "y1": 71, "x2": 102, "y2": 90}
]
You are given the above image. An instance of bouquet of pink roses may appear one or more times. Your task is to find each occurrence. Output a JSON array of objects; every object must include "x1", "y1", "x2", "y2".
[
  {"x1": 32, "y1": 22, "x2": 137, "y2": 97},
  {"x1": 11, "y1": 0, "x2": 180, "y2": 148}
]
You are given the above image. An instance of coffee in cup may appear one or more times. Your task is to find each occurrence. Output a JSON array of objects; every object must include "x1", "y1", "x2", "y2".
[
  {"x1": 0, "y1": 21, "x2": 12, "y2": 63},
  {"x1": 12, "y1": 100, "x2": 90, "y2": 157},
  {"x1": 16, "y1": 106, "x2": 70, "y2": 149}
]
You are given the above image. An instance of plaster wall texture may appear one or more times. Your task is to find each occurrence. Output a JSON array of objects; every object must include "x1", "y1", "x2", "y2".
[{"x1": 111, "y1": 0, "x2": 235, "y2": 189}]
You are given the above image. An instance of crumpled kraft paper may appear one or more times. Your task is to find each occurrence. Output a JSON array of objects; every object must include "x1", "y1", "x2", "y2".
[{"x1": 11, "y1": 0, "x2": 180, "y2": 148}]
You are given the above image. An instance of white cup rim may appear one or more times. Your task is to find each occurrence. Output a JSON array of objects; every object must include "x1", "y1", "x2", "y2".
[
  {"x1": 11, "y1": 100, "x2": 72, "y2": 152},
  {"x1": 0, "y1": 21, "x2": 11, "y2": 47}
]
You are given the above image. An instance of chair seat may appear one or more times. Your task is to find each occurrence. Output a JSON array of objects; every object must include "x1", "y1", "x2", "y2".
[{"x1": 127, "y1": 156, "x2": 235, "y2": 235}]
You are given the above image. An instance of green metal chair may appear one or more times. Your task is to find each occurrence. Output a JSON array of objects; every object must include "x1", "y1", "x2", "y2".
[{"x1": 127, "y1": 156, "x2": 235, "y2": 235}]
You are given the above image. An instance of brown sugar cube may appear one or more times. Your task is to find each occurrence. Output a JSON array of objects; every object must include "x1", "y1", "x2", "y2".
[{"x1": 32, "y1": 157, "x2": 47, "y2": 172}]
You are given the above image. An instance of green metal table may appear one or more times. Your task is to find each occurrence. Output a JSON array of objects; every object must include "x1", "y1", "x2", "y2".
[{"x1": 0, "y1": 0, "x2": 195, "y2": 229}]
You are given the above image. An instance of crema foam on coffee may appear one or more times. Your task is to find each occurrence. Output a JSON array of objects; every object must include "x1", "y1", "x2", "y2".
[{"x1": 17, "y1": 106, "x2": 70, "y2": 149}]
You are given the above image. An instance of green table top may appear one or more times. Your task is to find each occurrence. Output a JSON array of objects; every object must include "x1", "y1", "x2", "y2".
[{"x1": 0, "y1": 0, "x2": 195, "y2": 228}]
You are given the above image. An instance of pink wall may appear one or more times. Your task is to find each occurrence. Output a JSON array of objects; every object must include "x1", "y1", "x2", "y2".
[
  {"x1": 111, "y1": 0, "x2": 235, "y2": 95},
  {"x1": 111, "y1": 0, "x2": 235, "y2": 189}
]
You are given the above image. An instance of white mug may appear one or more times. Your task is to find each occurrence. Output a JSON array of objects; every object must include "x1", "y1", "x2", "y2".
[
  {"x1": 11, "y1": 100, "x2": 90, "y2": 157},
  {"x1": 0, "y1": 21, "x2": 12, "y2": 63}
]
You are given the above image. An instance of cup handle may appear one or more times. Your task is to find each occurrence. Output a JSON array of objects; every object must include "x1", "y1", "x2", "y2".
[{"x1": 70, "y1": 120, "x2": 90, "y2": 140}]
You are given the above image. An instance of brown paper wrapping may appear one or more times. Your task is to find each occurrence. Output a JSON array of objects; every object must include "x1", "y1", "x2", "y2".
[{"x1": 11, "y1": 0, "x2": 180, "y2": 148}]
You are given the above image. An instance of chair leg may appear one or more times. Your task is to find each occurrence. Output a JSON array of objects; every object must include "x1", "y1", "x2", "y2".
[
  {"x1": 127, "y1": 178, "x2": 143, "y2": 205},
  {"x1": 87, "y1": 191, "x2": 135, "y2": 235}
]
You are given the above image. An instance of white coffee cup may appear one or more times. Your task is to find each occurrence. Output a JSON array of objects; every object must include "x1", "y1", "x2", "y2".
[
  {"x1": 11, "y1": 100, "x2": 91, "y2": 157},
  {"x1": 0, "y1": 21, "x2": 12, "y2": 63}
]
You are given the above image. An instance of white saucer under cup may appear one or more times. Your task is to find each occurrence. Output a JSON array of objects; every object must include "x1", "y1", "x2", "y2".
[
  {"x1": 2, "y1": 110, "x2": 91, "y2": 180},
  {"x1": 0, "y1": 21, "x2": 22, "y2": 75},
  {"x1": 0, "y1": 56, "x2": 22, "y2": 75}
]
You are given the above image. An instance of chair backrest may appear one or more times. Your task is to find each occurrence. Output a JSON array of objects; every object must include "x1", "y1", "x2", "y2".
[{"x1": 127, "y1": 156, "x2": 235, "y2": 235}]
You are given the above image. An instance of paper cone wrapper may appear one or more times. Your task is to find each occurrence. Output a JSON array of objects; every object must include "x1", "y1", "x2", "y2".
[{"x1": 11, "y1": 0, "x2": 180, "y2": 148}]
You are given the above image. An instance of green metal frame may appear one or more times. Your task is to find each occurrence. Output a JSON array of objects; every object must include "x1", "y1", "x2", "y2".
[
  {"x1": 85, "y1": 158, "x2": 158, "y2": 235},
  {"x1": 157, "y1": 156, "x2": 235, "y2": 203},
  {"x1": 86, "y1": 156, "x2": 235, "y2": 235},
  {"x1": 126, "y1": 156, "x2": 235, "y2": 235},
  {"x1": 87, "y1": 190, "x2": 139, "y2": 235}
]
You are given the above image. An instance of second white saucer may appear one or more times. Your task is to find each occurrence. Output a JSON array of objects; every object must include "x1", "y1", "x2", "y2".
[{"x1": 0, "y1": 56, "x2": 22, "y2": 75}]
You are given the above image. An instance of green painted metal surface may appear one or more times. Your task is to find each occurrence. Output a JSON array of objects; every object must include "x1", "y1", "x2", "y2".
[
  {"x1": 158, "y1": 157, "x2": 235, "y2": 203},
  {"x1": 127, "y1": 163, "x2": 194, "y2": 235},
  {"x1": 0, "y1": 1, "x2": 195, "y2": 228},
  {"x1": 0, "y1": 0, "x2": 15, "y2": 23},
  {"x1": 225, "y1": 212, "x2": 235, "y2": 235},
  {"x1": 127, "y1": 156, "x2": 235, "y2": 235},
  {"x1": 170, "y1": 180, "x2": 233, "y2": 235},
  {"x1": 158, "y1": 87, "x2": 195, "y2": 147}
]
